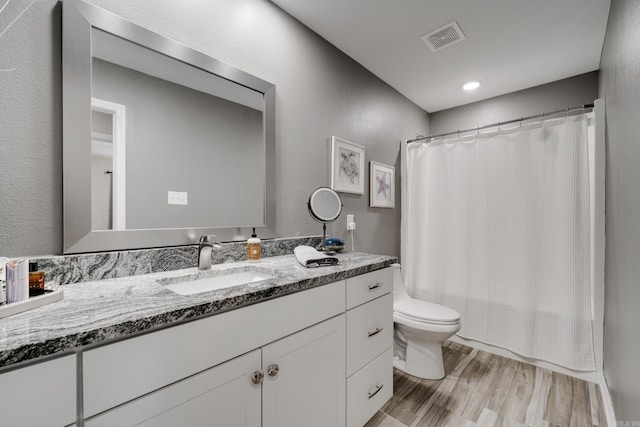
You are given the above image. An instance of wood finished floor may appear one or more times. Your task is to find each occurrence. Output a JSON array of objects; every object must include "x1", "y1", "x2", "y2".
[{"x1": 365, "y1": 341, "x2": 607, "y2": 427}]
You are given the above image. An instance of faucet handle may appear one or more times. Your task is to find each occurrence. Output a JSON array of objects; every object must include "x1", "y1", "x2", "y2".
[{"x1": 199, "y1": 235, "x2": 216, "y2": 244}]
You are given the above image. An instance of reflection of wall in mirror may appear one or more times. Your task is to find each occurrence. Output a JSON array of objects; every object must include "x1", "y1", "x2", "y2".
[
  {"x1": 92, "y1": 109, "x2": 112, "y2": 134},
  {"x1": 91, "y1": 155, "x2": 113, "y2": 230},
  {"x1": 91, "y1": 58, "x2": 265, "y2": 230}
]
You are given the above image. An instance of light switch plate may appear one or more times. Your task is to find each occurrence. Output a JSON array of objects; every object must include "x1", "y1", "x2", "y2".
[{"x1": 168, "y1": 191, "x2": 188, "y2": 205}]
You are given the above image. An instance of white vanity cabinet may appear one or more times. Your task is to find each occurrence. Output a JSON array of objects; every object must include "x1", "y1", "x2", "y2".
[
  {"x1": 82, "y1": 279, "x2": 347, "y2": 426},
  {"x1": 85, "y1": 315, "x2": 346, "y2": 427},
  {"x1": 0, "y1": 355, "x2": 76, "y2": 427},
  {"x1": 345, "y1": 268, "x2": 394, "y2": 427}
]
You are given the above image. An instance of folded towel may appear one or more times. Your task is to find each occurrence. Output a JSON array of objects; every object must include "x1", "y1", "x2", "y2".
[{"x1": 294, "y1": 245, "x2": 339, "y2": 268}]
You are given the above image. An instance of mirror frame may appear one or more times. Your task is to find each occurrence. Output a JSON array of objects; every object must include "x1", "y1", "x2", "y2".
[{"x1": 62, "y1": 0, "x2": 276, "y2": 253}]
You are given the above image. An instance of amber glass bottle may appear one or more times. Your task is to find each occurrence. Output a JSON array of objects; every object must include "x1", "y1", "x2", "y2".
[{"x1": 28, "y1": 261, "x2": 45, "y2": 297}]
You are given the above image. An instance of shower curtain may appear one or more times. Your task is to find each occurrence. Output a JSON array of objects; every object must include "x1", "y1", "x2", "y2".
[{"x1": 403, "y1": 114, "x2": 596, "y2": 371}]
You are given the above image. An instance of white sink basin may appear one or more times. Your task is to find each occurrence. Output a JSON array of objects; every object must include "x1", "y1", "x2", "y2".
[{"x1": 164, "y1": 270, "x2": 274, "y2": 296}]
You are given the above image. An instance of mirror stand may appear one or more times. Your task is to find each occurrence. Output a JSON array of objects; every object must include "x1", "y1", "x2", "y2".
[
  {"x1": 307, "y1": 187, "x2": 343, "y2": 254},
  {"x1": 320, "y1": 223, "x2": 329, "y2": 253}
]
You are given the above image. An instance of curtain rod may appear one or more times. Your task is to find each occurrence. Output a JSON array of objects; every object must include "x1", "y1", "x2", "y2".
[{"x1": 407, "y1": 103, "x2": 594, "y2": 144}]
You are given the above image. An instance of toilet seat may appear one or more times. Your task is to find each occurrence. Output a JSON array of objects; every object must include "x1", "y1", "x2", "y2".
[{"x1": 394, "y1": 298, "x2": 460, "y2": 325}]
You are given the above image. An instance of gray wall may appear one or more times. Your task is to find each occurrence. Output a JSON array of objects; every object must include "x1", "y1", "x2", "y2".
[
  {"x1": 430, "y1": 72, "x2": 598, "y2": 135},
  {"x1": 598, "y1": 0, "x2": 640, "y2": 421},
  {"x1": 0, "y1": 0, "x2": 429, "y2": 257},
  {"x1": 91, "y1": 110, "x2": 112, "y2": 135}
]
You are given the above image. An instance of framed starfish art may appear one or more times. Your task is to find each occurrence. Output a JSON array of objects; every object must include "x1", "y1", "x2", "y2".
[{"x1": 369, "y1": 161, "x2": 395, "y2": 208}]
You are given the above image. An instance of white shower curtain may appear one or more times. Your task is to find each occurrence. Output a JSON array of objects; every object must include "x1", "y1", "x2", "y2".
[{"x1": 402, "y1": 114, "x2": 596, "y2": 371}]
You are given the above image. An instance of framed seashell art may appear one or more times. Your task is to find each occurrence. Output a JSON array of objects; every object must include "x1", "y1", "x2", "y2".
[{"x1": 329, "y1": 136, "x2": 365, "y2": 195}]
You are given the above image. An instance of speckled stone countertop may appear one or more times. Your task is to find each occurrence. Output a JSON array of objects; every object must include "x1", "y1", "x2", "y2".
[{"x1": 0, "y1": 252, "x2": 395, "y2": 369}]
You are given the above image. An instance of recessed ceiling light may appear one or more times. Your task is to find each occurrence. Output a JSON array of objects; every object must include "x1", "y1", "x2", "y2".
[{"x1": 463, "y1": 81, "x2": 480, "y2": 91}]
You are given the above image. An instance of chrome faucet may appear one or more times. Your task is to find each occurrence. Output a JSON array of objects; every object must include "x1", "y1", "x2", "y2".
[{"x1": 198, "y1": 235, "x2": 221, "y2": 270}]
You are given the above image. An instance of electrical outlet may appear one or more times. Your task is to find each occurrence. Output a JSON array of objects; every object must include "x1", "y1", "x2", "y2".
[
  {"x1": 346, "y1": 214, "x2": 356, "y2": 231},
  {"x1": 168, "y1": 191, "x2": 188, "y2": 205}
]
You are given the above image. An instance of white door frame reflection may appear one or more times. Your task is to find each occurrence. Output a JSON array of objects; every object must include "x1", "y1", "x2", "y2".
[{"x1": 91, "y1": 97, "x2": 126, "y2": 230}]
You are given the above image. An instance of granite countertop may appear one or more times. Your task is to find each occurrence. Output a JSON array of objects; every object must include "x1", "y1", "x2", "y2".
[{"x1": 0, "y1": 252, "x2": 395, "y2": 369}]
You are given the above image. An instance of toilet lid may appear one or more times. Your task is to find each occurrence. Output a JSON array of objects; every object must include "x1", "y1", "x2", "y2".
[{"x1": 394, "y1": 298, "x2": 461, "y2": 325}]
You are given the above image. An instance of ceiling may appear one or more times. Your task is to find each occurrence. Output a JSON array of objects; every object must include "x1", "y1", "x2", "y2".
[{"x1": 269, "y1": 0, "x2": 611, "y2": 112}]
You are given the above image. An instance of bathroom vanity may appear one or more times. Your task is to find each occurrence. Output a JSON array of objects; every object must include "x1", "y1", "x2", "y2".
[{"x1": 0, "y1": 252, "x2": 394, "y2": 426}]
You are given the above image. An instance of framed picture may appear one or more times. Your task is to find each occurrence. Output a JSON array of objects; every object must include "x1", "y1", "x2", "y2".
[
  {"x1": 369, "y1": 161, "x2": 395, "y2": 208},
  {"x1": 330, "y1": 136, "x2": 365, "y2": 194}
]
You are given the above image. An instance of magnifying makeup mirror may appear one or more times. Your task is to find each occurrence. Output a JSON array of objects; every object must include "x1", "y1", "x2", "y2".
[{"x1": 307, "y1": 187, "x2": 343, "y2": 253}]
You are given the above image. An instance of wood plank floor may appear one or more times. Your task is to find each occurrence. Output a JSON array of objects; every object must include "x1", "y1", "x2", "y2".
[{"x1": 365, "y1": 341, "x2": 607, "y2": 427}]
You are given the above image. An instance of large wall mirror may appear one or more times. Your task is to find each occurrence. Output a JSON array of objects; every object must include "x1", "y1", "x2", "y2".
[{"x1": 63, "y1": 0, "x2": 275, "y2": 253}]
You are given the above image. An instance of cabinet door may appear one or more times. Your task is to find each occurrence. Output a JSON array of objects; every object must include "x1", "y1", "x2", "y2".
[
  {"x1": 85, "y1": 349, "x2": 261, "y2": 427},
  {"x1": 0, "y1": 355, "x2": 76, "y2": 427},
  {"x1": 262, "y1": 314, "x2": 346, "y2": 427}
]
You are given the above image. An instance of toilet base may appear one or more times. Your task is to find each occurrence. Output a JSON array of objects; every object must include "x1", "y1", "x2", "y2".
[
  {"x1": 393, "y1": 339, "x2": 445, "y2": 380},
  {"x1": 393, "y1": 319, "x2": 460, "y2": 380}
]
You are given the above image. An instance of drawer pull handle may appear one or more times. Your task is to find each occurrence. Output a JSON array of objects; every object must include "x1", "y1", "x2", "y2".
[
  {"x1": 368, "y1": 384, "x2": 384, "y2": 399},
  {"x1": 368, "y1": 327, "x2": 384, "y2": 338},
  {"x1": 368, "y1": 282, "x2": 381, "y2": 290}
]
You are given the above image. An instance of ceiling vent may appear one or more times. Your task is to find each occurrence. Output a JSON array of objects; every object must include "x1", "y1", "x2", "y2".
[{"x1": 421, "y1": 21, "x2": 466, "y2": 52}]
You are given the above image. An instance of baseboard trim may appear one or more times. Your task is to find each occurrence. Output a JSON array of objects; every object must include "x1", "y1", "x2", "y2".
[{"x1": 598, "y1": 376, "x2": 617, "y2": 427}]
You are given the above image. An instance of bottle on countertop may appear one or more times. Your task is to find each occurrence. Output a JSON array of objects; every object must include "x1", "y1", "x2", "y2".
[
  {"x1": 28, "y1": 261, "x2": 45, "y2": 297},
  {"x1": 0, "y1": 257, "x2": 8, "y2": 305},
  {"x1": 247, "y1": 228, "x2": 261, "y2": 262},
  {"x1": 6, "y1": 259, "x2": 29, "y2": 304}
]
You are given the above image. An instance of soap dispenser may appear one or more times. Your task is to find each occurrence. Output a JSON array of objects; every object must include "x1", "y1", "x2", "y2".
[{"x1": 247, "y1": 228, "x2": 261, "y2": 262}]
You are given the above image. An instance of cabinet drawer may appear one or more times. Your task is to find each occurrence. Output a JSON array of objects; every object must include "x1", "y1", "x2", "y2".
[
  {"x1": 346, "y1": 268, "x2": 392, "y2": 309},
  {"x1": 83, "y1": 280, "x2": 345, "y2": 417},
  {"x1": 346, "y1": 293, "x2": 392, "y2": 377},
  {"x1": 346, "y1": 348, "x2": 393, "y2": 427}
]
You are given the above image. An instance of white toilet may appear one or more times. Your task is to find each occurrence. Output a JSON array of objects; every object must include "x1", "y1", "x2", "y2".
[{"x1": 391, "y1": 264, "x2": 461, "y2": 380}]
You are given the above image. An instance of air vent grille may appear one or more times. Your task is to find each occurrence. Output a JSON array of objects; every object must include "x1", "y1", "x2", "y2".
[{"x1": 421, "y1": 21, "x2": 466, "y2": 52}]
